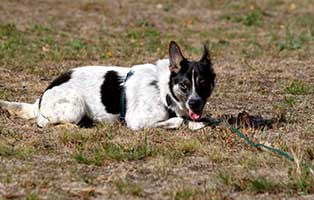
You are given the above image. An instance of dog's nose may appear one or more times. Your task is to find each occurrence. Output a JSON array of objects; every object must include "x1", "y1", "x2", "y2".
[{"x1": 188, "y1": 98, "x2": 202, "y2": 110}]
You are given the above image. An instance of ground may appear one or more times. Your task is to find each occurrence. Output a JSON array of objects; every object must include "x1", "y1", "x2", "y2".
[{"x1": 0, "y1": 0, "x2": 314, "y2": 199}]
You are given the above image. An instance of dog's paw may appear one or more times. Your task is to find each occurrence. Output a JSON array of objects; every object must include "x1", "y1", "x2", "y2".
[
  {"x1": 154, "y1": 117, "x2": 184, "y2": 129},
  {"x1": 188, "y1": 121, "x2": 206, "y2": 131}
]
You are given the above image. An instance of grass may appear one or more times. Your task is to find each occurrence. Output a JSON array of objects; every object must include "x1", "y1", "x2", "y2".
[
  {"x1": 283, "y1": 96, "x2": 297, "y2": 107},
  {"x1": 73, "y1": 136, "x2": 204, "y2": 165},
  {"x1": 0, "y1": 0, "x2": 314, "y2": 199},
  {"x1": 173, "y1": 138, "x2": 202, "y2": 156},
  {"x1": 25, "y1": 192, "x2": 40, "y2": 200},
  {"x1": 276, "y1": 27, "x2": 307, "y2": 51},
  {"x1": 0, "y1": 139, "x2": 34, "y2": 159},
  {"x1": 114, "y1": 179, "x2": 144, "y2": 197},
  {"x1": 74, "y1": 136, "x2": 157, "y2": 165},
  {"x1": 222, "y1": 9, "x2": 263, "y2": 26},
  {"x1": 174, "y1": 188, "x2": 196, "y2": 200},
  {"x1": 285, "y1": 80, "x2": 314, "y2": 95},
  {"x1": 0, "y1": 89, "x2": 11, "y2": 99},
  {"x1": 248, "y1": 178, "x2": 282, "y2": 193}
]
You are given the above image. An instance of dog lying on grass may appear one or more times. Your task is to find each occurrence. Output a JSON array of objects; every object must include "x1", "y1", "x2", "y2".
[{"x1": 0, "y1": 41, "x2": 216, "y2": 130}]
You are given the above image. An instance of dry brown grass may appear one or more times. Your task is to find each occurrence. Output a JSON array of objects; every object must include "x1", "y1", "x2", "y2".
[{"x1": 0, "y1": 0, "x2": 314, "y2": 199}]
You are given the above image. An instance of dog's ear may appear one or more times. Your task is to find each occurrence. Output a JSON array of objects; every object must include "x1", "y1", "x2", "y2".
[
  {"x1": 169, "y1": 41, "x2": 184, "y2": 73},
  {"x1": 200, "y1": 42, "x2": 211, "y2": 64}
]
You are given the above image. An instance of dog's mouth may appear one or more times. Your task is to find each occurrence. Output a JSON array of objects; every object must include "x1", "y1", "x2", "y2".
[{"x1": 188, "y1": 110, "x2": 202, "y2": 120}]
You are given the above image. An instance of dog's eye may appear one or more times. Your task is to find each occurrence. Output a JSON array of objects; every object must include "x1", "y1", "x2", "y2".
[
  {"x1": 199, "y1": 79, "x2": 207, "y2": 87},
  {"x1": 179, "y1": 83, "x2": 188, "y2": 91}
]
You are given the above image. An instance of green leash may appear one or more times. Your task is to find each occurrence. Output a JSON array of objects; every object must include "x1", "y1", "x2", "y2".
[
  {"x1": 226, "y1": 124, "x2": 294, "y2": 162},
  {"x1": 228, "y1": 124, "x2": 314, "y2": 180},
  {"x1": 204, "y1": 119, "x2": 295, "y2": 162},
  {"x1": 204, "y1": 118, "x2": 314, "y2": 175}
]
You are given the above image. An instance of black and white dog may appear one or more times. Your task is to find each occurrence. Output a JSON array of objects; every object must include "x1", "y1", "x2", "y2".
[{"x1": 0, "y1": 41, "x2": 216, "y2": 130}]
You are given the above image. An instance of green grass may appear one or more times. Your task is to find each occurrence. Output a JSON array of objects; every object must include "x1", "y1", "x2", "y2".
[
  {"x1": 285, "y1": 80, "x2": 314, "y2": 95},
  {"x1": 217, "y1": 162, "x2": 314, "y2": 194},
  {"x1": 0, "y1": 141, "x2": 16, "y2": 157},
  {"x1": 217, "y1": 171, "x2": 284, "y2": 193},
  {"x1": 242, "y1": 35, "x2": 263, "y2": 58},
  {"x1": 0, "y1": 22, "x2": 108, "y2": 75},
  {"x1": 0, "y1": 140, "x2": 34, "y2": 159},
  {"x1": 125, "y1": 27, "x2": 162, "y2": 54},
  {"x1": 221, "y1": 9, "x2": 263, "y2": 26},
  {"x1": 66, "y1": 40, "x2": 87, "y2": 52},
  {"x1": 175, "y1": 188, "x2": 196, "y2": 200},
  {"x1": 248, "y1": 178, "x2": 282, "y2": 193},
  {"x1": 0, "y1": 89, "x2": 11, "y2": 99},
  {"x1": 0, "y1": 24, "x2": 27, "y2": 61},
  {"x1": 1, "y1": 0, "x2": 314, "y2": 199},
  {"x1": 242, "y1": 10, "x2": 263, "y2": 26},
  {"x1": 58, "y1": 129, "x2": 93, "y2": 145},
  {"x1": 174, "y1": 138, "x2": 201, "y2": 156},
  {"x1": 283, "y1": 96, "x2": 297, "y2": 107},
  {"x1": 114, "y1": 179, "x2": 144, "y2": 197},
  {"x1": 73, "y1": 135, "x2": 204, "y2": 165},
  {"x1": 25, "y1": 192, "x2": 40, "y2": 200},
  {"x1": 276, "y1": 27, "x2": 306, "y2": 51},
  {"x1": 273, "y1": 96, "x2": 297, "y2": 111},
  {"x1": 74, "y1": 137, "x2": 157, "y2": 165},
  {"x1": 288, "y1": 165, "x2": 314, "y2": 194}
]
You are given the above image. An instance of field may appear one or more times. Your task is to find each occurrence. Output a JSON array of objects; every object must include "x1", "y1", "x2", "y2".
[{"x1": 0, "y1": 0, "x2": 314, "y2": 199}]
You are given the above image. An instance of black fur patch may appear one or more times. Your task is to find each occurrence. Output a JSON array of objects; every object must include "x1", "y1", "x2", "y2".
[
  {"x1": 166, "y1": 94, "x2": 173, "y2": 107},
  {"x1": 78, "y1": 115, "x2": 94, "y2": 128},
  {"x1": 165, "y1": 95, "x2": 177, "y2": 118},
  {"x1": 45, "y1": 71, "x2": 72, "y2": 91},
  {"x1": 166, "y1": 106, "x2": 177, "y2": 118},
  {"x1": 168, "y1": 72, "x2": 179, "y2": 101},
  {"x1": 39, "y1": 71, "x2": 72, "y2": 108},
  {"x1": 149, "y1": 80, "x2": 159, "y2": 90},
  {"x1": 168, "y1": 60, "x2": 191, "y2": 102},
  {"x1": 101, "y1": 70, "x2": 123, "y2": 114}
]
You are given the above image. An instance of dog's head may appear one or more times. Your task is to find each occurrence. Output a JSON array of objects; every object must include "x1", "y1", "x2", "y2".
[{"x1": 168, "y1": 41, "x2": 216, "y2": 120}]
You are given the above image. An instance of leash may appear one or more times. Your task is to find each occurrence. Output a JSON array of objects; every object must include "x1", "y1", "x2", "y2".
[
  {"x1": 221, "y1": 122, "x2": 314, "y2": 180},
  {"x1": 225, "y1": 123, "x2": 294, "y2": 162},
  {"x1": 204, "y1": 119, "x2": 295, "y2": 162},
  {"x1": 119, "y1": 71, "x2": 134, "y2": 122}
]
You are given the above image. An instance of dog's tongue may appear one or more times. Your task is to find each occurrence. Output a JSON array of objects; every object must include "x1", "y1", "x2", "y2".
[{"x1": 189, "y1": 110, "x2": 200, "y2": 120}]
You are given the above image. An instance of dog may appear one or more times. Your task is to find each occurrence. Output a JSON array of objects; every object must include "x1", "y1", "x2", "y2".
[{"x1": 0, "y1": 41, "x2": 216, "y2": 130}]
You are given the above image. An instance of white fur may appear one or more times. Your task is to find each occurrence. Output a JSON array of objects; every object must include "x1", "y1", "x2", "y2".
[
  {"x1": 0, "y1": 100, "x2": 38, "y2": 119},
  {"x1": 186, "y1": 69, "x2": 201, "y2": 111},
  {"x1": 0, "y1": 61, "x2": 197, "y2": 130},
  {"x1": 124, "y1": 60, "x2": 187, "y2": 130}
]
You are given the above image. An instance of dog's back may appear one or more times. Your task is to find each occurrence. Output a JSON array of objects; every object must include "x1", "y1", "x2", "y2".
[
  {"x1": 0, "y1": 41, "x2": 216, "y2": 131},
  {"x1": 1, "y1": 66, "x2": 130, "y2": 127}
]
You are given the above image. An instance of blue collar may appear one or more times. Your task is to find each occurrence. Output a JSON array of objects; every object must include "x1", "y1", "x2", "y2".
[{"x1": 119, "y1": 71, "x2": 134, "y2": 123}]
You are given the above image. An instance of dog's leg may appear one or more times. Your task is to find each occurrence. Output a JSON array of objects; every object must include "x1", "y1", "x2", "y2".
[
  {"x1": 154, "y1": 118, "x2": 207, "y2": 130},
  {"x1": 154, "y1": 117, "x2": 184, "y2": 129},
  {"x1": 37, "y1": 113, "x2": 50, "y2": 127},
  {"x1": 38, "y1": 89, "x2": 86, "y2": 127},
  {"x1": 188, "y1": 121, "x2": 206, "y2": 131}
]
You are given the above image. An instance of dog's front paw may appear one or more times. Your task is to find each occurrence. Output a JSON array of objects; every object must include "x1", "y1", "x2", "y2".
[
  {"x1": 188, "y1": 121, "x2": 206, "y2": 131},
  {"x1": 154, "y1": 117, "x2": 184, "y2": 129}
]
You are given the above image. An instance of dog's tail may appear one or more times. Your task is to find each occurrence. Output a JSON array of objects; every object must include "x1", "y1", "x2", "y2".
[{"x1": 0, "y1": 99, "x2": 39, "y2": 119}]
